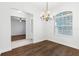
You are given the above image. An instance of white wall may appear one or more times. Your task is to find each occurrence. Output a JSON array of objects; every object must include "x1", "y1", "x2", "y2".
[
  {"x1": 11, "y1": 16, "x2": 26, "y2": 35},
  {"x1": 0, "y1": 2, "x2": 45, "y2": 53},
  {"x1": 48, "y1": 3, "x2": 79, "y2": 49},
  {"x1": 0, "y1": 3, "x2": 11, "y2": 53},
  {"x1": 10, "y1": 2, "x2": 46, "y2": 43},
  {"x1": 1, "y1": 2, "x2": 79, "y2": 54},
  {"x1": 26, "y1": 19, "x2": 33, "y2": 39}
]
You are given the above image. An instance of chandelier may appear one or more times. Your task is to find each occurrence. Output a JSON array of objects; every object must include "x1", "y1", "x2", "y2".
[{"x1": 40, "y1": 2, "x2": 52, "y2": 21}]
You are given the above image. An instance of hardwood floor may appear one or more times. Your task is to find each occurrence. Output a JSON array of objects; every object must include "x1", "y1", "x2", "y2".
[
  {"x1": 11, "y1": 34, "x2": 26, "y2": 41},
  {"x1": 1, "y1": 40, "x2": 79, "y2": 56}
]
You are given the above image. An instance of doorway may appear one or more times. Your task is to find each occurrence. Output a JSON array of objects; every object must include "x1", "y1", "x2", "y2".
[
  {"x1": 11, "y1": 16, "x2": 26, "y2": 41},
  {"x1": 11, "y1": 8, "x2": 33, "y2": 49}
]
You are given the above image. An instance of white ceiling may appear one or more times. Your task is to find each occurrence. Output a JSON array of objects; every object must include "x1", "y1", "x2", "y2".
[
  {"x1": 3, "y1": 2, "x2": 79, "y2": 16},
  {"x1": 7, "y1": 2, "x2": 62, "y2": 14},
  {"x1": 1, "y1": 2, "x2": 79, "y2": 12}
]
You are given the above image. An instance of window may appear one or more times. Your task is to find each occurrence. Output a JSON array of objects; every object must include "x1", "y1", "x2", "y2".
[{"x1": 54, "y1": 11, "x2": 72, "y2": 35}]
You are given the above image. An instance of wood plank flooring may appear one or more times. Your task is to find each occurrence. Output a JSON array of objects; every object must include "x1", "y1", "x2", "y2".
[
  {"x1": 1, "y1": 40, "x2": 79, "y2": 56},
  {"x1": 11, "y1": 34, "x2": 26, "y2": 41}
]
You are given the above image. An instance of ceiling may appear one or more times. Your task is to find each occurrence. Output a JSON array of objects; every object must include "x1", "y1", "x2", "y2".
[{"x1": 5, "y1": 2, "x2": 79, "y2": 17}]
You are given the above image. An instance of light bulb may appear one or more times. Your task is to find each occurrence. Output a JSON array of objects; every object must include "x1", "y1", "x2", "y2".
[{"x1": 20, "y1": 20, "x2": 22, "y2": 22}]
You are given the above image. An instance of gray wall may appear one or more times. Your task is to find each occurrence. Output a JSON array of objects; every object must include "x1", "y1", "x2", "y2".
[{"x1": 11, "y1": 16, "x2": 26, "y2": 35}]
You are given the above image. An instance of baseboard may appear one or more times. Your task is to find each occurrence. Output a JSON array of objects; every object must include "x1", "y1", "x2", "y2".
[
  {"x1": 33, "y1": 38, "x2": 48, "y2": 43},
  {"x1": 48, "y1": 39, "x2": 79, "y2": 50},
  {"x1": 0, "y1": 48, "x2": 12, "y2": 54}
]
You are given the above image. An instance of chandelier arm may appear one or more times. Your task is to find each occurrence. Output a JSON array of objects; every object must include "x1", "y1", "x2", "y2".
[
  {"x1": 46, "y1": 2, "x2": 48, "y2": 11},
  {"x1": 40, "y1": 2, "x2": 52, "y2": 21}
]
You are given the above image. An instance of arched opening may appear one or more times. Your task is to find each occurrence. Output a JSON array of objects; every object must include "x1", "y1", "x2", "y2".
[{"x1": 11, "y1": 8, "x2": 33, "y2": 49}]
